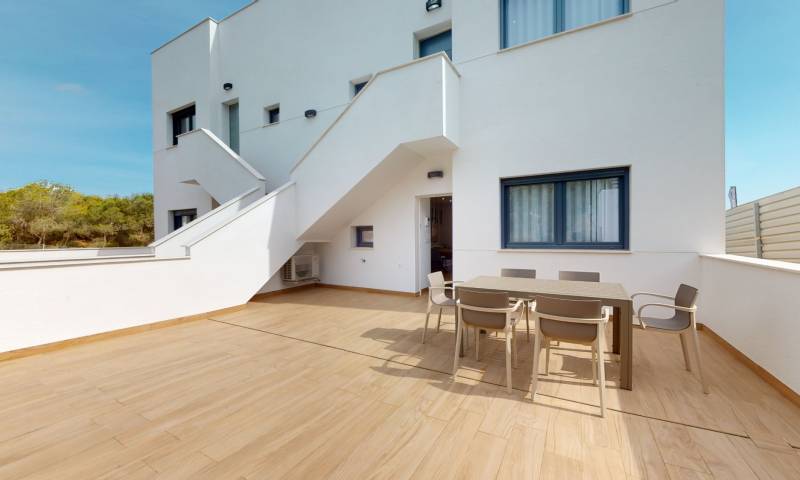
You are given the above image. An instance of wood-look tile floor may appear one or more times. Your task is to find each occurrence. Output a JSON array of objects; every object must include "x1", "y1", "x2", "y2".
[{"x1": 1, "y1": 287, "x2": 799, "y2": 479}]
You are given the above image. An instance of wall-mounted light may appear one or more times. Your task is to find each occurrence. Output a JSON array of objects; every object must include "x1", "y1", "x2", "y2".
[
  {"x1": 304, "y1": 109, "x2": 317, "y2": 118},
  {"x1": 425, "y1": 0, "x2": 442, "y2": 12},
  {"x1": 223, "y1": 82, "x2": 233, "y2": 91},
  {"x1": 427, "y1": 170, "x2": 444, "y2": 179}
]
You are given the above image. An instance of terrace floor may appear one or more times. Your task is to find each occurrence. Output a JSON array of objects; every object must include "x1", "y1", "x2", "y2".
[{"x1": 1, "y1": 287, "x2": 800, "y2": 479}]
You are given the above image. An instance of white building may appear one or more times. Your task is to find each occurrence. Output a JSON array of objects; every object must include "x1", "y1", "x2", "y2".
[
  {"x1": 151, "y1": 0, "x2": 724, "y2": 297},
  {"x1": 7, "y1": 0, "x2": 800, "y2": 444}
]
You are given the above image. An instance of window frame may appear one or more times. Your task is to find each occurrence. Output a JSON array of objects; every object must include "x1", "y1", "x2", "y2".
[
  {"x1": 352, "y1": 81, "x2": 368, "y2": 98},
  {"x1": 171, "y1": 105, "x2": 196, "y2": 146},
  {"x1": 171, "y1": 208, "x2": 197, "y2": 231},
  {"x1": 500, "y1": 0, "x2": 630, "y2": 49},
  {"x1": 418, "y1": 29, "x2": 453, "y2": 60},
  {"x1": 355, "y1": 226, "x2": 374, "y2": 248},
  {"x1": 265, "y1": 104, "x2": 280, "y2": 125},
  {"x1": 500, "y1": 167, "x2": 629, "y2": 250}
]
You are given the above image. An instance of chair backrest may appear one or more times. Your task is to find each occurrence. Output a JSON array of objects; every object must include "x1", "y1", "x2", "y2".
[
  {"x1": 534, "y1": 295, "x2": 604, "y2": 343},
  {"x1": 500, "y1": 268, "x2": 536, "y2": 279},
  {"x1": 427, "y1": 271, "x2": 445, "y2": 289},
  {"x1": 458, "y1": 289, "x2": 510, "y2": 330},
  {"x1": 558, "y1": 270, "x2": 600, "y2": 282},
  {"x1": 674, "y1": 283, "x2": 699, "y2": 323}
]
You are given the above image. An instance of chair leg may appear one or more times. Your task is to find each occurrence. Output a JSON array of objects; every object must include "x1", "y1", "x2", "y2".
[
  {"x1": 544, "y1": 340, "x2": 551, "y2": 376},
  {"x1": 452, "y1": 314, "x2": 463, "y2": 376},
  {"x1": 592, "y1": 344, "x2": 597, "y2": 385},
  {"x1": 691, "y1": 327, "x2": 709, "y2": 394},
  {"x1": 475, "y1": 326, "x2": 480, "y2": 361},
  {"x1": 531, "y1": 329, "x2": 542, "y2": 398},
  {"x1": 512, "y1": 323, "x2": 518, "y2": 368},
  {"x1": 422, "y1": 305, "x2": 431, "y2": 344},
  {"x1": 597, "y1": 332, "x2": 607, "y2": 417},
  {"x1": 679, "y1": 333, "x2": 692, "y2": 371},
  {"x1": 525, "y1": 304, "x2": 531, "y2": 342},
  {"x1": 505, "y1": 325, "x2": 513, "y2": 394},
  {"x1": 436, "y1": 308, "x2": 443, "y2": 332}
]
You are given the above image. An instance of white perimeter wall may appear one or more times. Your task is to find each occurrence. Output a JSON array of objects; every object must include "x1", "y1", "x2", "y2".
[{"x1": 701, "y1": 255, "x2": 800, "y2": 394}]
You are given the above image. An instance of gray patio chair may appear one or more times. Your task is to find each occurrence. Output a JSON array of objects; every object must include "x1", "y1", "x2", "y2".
[
  {"x1": 500, "y1": 268, "x2": 536, "y2": 341},
  {"x1": 558, "y1": 270, "x2": 600, "y2": 282},
  {"x1": 531, "y1": 295, "x2": 609, "y2": 416},
  {"x1": 633, "y1": 284, "x2": 708, "y2": 394},
  {"x1": 422, "y1": 271, "x2": 461, "y2": 343},
  {"x1": 558, "y1": 271, "x2": 610, "y2": 322},
  {"x1": 454, "y1": 289, "x2": 524, "y2": 393}
]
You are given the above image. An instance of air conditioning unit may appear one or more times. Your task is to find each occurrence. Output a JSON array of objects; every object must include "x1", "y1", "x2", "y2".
[{"x1": 282, "y1": 255, "x2": 319, "y2": 282}]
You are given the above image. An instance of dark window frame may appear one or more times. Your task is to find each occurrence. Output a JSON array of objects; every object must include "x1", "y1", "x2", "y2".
[
  {"x1": 172, "y1": 208, "x2": 197, "y2": 231},
  {"x1": 171, "y1": 105, "x2": 196, "y2": 146},
  {"x1": 500, "y1": 167, "x2": 629, "y2": 250},
  {"x1": 500, "y1": 0, "x2": 630, "y2": 49},
  {"x1": 419, "y1": 29, "x2": 452, "y2": 60},
  {"x1": 267, "y1": 105, "x2": 280, "y2": 125},
  {"x1": 355, "y1": 226, "x2": 374, "y2": 248},
  {"x1": 353, "y1": 81, "x2": 368, "y2": 97}
]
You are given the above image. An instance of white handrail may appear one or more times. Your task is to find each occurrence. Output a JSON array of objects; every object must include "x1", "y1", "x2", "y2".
[
  {"x1": 185, "y1": 181, "x2": 296, "y2": 250},
  {"x1": 174, "y1": 128, "x2": 266, "y2": 181},
  {"x1": 150, "y1": 186, "x2": 262, "y2": 248},
  {"x1": 289, "y1": 53, "x2": 460, "y2": 175}
]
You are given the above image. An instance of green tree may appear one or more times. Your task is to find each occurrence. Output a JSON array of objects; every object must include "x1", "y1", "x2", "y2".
[{"x1": 0, "y1": 181, "x2": 154, "y2": 249}]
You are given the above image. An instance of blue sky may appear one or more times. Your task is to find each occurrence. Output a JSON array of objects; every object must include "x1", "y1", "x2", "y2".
[
  {"x1": 0, "y1": 1, "x2": 797, "y2": 204},
  {"x1": 0, "y1": 0, "x2": 250, "y2": 197}
]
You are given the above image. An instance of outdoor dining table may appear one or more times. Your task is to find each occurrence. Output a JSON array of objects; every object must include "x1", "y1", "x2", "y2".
[{"x1": 456, "y1": 275, "x2": 635, "y2": 390}]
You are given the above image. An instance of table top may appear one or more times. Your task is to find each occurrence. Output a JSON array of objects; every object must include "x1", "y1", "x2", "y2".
[{"x1": 457, "y1": 275, "x2": 631, "y2": 303}]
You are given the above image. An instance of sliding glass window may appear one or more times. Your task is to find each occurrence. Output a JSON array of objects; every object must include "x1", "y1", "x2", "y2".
[
  {"x1": 501, "y1": 167, "x2": 629, "y2": 249},
  {"x1": 501, "y1": 0, "x2": 628, "y2": 48}
]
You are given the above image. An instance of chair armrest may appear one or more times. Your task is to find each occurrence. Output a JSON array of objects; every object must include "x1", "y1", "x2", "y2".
[
  {"x1": 444, "y1": 280, "x2": 463, "y2": 285},
  {"x1": 636, "y1": 303, "x2": 697, "y2": 327},
  {"x1": 429, "y1": 286, "x2": 455, "y2": 292},
  {"x1": 631, "y1": 292, "x2": 674, "y2": 301},
  {"x1": 456, "y1": 299, "x2": 523, "y2": 314},
  {"x1": 510, "y1": 299, "x2": 524, "y2": 312}
]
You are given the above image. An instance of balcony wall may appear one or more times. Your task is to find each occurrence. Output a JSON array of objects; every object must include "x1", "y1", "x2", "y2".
[
  {"x1": 701, "y1": 254, "x2": 800, "y2": 394},
  {"x1": 291, "y1": 54, "x2": 459, "y2": 241}
]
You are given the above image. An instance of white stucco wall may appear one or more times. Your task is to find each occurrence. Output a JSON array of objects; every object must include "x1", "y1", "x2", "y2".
[
  {"x1": 700, "y1": 255, "x2": 800, "y2": 394},
  {"x1": 450, "y1": 0, "x2": 724, "y2": 297},
  {"x1": 318, "y1": 156, "x2": 452, "y2": 293},
  {"x1": 151, "y1": 0, "x2": 723, "y2": 297},
  {"x1": 152, "y1": 0, "x2": 455, "y2": 236}
]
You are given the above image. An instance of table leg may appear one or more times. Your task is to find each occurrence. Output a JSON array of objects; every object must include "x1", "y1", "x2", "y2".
[
  {"x1": 620, "y1": 301, "x2": 633, "y2": 390},
  {"x1": 612, "y1": 307, "x2": 621, "y2": 355}
]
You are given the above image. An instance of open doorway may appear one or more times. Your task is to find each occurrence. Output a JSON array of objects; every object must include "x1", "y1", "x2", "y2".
[{"x1": 430, "y1": 196, "x2": 453, "y2": 280}]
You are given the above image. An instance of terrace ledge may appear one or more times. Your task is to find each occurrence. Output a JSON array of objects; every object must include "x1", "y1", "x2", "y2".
[{"x1": 701, "y1": 254, "x2": 800, "y2": 275}]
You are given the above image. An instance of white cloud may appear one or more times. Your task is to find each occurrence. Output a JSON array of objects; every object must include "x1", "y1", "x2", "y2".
[{"x1": 54, "y1": 83, "x2": 87, "y2": 94}]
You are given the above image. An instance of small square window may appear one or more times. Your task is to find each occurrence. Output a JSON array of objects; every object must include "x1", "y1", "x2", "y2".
[
  {"x1": 265, "y1": 104, "x2": 280, "y2": 125},
  {"x1": 355, "y1": 226, "x2": 374, "y2": 248},
  {"x1": 171, "y1": 105, "x2": 195, "y2": 146},
  {"x1": 352, "y1": 81, "x2": 368, "y2": 97},
  {"x1": 171, "y1": 208, "x2": 197, "y2": 232}
]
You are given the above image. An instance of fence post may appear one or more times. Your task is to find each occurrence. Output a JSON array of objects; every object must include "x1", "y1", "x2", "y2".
[{"x1": 753, "y1": 201, "x2": 763, "y2": 258}]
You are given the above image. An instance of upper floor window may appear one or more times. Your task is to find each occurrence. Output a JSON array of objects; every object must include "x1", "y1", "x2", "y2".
[
  {"x1": 352, "y1": 81, "x2": 368, "y2": 98},
  {"x1": 265, "y1": 104, "x2": 280, "y2": 125},
  {"x1": 171, "y1": 208, "x2": 197, "y2": 231},
  {"x1": 501, "y1": 167, "x2": 629, "y2": 250},
  {"x1": 501, "y1": 0, "x2": 628, "y2": 49},
  {"x1": 171, "y1": 105, "x2": 195, "y2": 146},
  {"x1": 419, "y1": 29, "x2": 452, "y2": 60}
]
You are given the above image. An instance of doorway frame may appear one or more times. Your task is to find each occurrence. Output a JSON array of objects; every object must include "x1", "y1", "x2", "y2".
[{"x1": 414, "y1": 193, "x2": 453, "y2": 293}]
